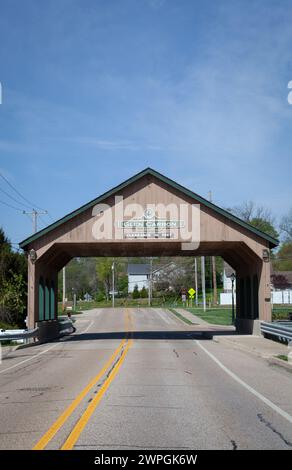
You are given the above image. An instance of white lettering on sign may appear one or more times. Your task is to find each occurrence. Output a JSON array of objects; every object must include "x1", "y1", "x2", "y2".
[{"x1": 91, "y1": 197, "x2": 201, "y2": 250}]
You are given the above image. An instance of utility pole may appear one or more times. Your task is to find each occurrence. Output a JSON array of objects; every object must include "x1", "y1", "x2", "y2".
[
  {"x1": 112, "y1": 261, "x2": 115, "y2": 308},
  {"x1": 194, "y1": 258, "x2": 198, "y2": 306},
  {"x1": 23, "y1": 208, "x2": 48, "y2": 233},
  {"x1": 148, "y1": 258, "x2": 153, "y2": 307},
  {"x1": 212, "y1": 257, "x2": 217, "y2": 305},
  {"x1": 208, "y1": 191, "x2": 217, "y2": 305},
  {"x1": 201, "y1": 256, "x2": 206, "y2": 312}
]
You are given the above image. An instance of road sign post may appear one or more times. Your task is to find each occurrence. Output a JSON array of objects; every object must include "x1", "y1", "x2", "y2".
[{"x1": 188, "y1": 288, "x2": 196, "y2": 308}]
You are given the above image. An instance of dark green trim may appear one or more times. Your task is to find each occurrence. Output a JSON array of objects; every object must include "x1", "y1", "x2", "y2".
[
  {"x1": 50, "y1": 281, "x2": 55, "y2": 320},
  {"x1": 19, "y1": 167, "x2": 278, "y2": 249},
  {"x1": 38, "y1": 277, "x2": 44, "y2": 322},
  {"x1": 45, "y1": 281, "x2": 50, "y2": 321}
]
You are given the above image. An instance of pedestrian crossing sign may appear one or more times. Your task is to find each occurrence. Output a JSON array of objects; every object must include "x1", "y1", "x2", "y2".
[{"x1": 188, "y1": 288, "x2": 195, "y2": 299}]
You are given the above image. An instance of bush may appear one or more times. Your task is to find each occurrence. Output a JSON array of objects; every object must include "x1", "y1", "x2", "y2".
[
  {"x1": 0, "y1": 272, "x2": 27, "y2": 327},
  {"x1": 132, "y1": 285, "x2": 140, "y2": 299},
  {"x1": 140, "y1": 286, "x2": 148, "y2": 298},
  {"x1": 95, "y1": 291, "x2": 105, "y2": 302}
]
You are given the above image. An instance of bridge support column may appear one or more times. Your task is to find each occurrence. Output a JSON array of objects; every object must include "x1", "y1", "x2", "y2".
[
  {"x1": 27, "y1": 257, "x2": 37, "y2": 330},
  {"x1": 236, "y1": 258, "x2": 271, "y2": 335},
  {"x1": 27, "y1": 258, "x2": 59, "y2": 341}
]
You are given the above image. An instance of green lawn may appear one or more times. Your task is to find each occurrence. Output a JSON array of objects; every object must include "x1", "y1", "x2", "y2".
[
  {"x1": 185, "y1": 307, "x2": 233, "y2": 325},
  {"x1": 184, "y1": 305, "x2": 292, "y2": 325},
  {"x1": 57, "y1": 300, "x2": 292, "y2": 324},
  {"x1": 58, "y1": 298, "x2": 183, "y2": 314},
  {"x1": 168, "y1": 308, "x2": 193, "y2": 325},
  {"x1": 276, "y1": 354, "x2": 288, "y2": 362},
  {"x1": 272, "y1": 306, "x2": 292, "y2": 321}
]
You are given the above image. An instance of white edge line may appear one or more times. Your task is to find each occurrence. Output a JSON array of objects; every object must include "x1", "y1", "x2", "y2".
[
  {"x1": 154, "y1": 308, "x2": 172, "y2": 325},
  {"x1": 0, "y1": 317, "x2": 95, "y2": 375},
  {"x1": 0, "y1": 343, "x2": 59, "y2": 374},
  {"x1": 81, "y1": 319, "x2": 95, "y2": 334},
  {"x1": 196, "y1": 340, "x2": 292, "y2": 425}
]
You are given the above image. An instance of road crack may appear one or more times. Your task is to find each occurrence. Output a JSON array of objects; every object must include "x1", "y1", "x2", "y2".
[
  {"x1": 257, "y1": 413, "x2": 292, "y2": 447},
  {"x1": 231, "y1": 440, "x2": 237, "y2": 450}
]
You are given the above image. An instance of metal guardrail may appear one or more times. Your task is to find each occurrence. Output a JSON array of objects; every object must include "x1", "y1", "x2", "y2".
[
  {"x1": 58, "y1": 318, "x2": 76, "y2": 335},
  {"x1": 261, "y1": 321, "x2": 292, "y2": 343},
  {"x1": 0, "y1": 317, "x2": 76, "y2": 343},
  {"x1": 0, "y1": 328, "x2": 39, "y2": 342}
]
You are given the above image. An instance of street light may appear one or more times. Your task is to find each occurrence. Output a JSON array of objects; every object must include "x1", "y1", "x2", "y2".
[
  {"x1": 112, "y1": 261, "x2": 115, "y2": 308},
  {"x1": 229, "y1": 273, "x2": 236, "y2": 325},
  {"x1": 28, "y1": 249, "x2": 37, "y2": 263}
]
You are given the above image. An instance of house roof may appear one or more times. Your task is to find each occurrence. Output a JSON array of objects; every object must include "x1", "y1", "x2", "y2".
[
  {"x1": 127, "y1": 264, "x2": 150, "y2": 275},
  {"x1": 223, "y1": 261, "x2": 235, "y2": 277},
  {"x1": 19, "y1": 167, "x2": 279, "y2": 249}
]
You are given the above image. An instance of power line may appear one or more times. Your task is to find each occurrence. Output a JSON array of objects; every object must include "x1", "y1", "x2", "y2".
[
  {"x1": 0, "y1": 171, "x2": 56, "y2": 233},
  {"x1": 0, "y1": 171, "x2": 46, "y2": 211},
  {"x1": 38, "y1": 214, "x2": 49, "y2": 228},
  {"x1": 0, "y1": 186, "x2": 31, "y2": 210},
  {"x1": 0, "y1": 199, "x2": 23, "y2": 212},
  {"x1": 46, "y1": 212, "x2": 55, "y2": 223}
]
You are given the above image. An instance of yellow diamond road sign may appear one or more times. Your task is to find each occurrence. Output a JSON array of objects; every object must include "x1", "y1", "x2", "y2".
[{"x1": 188, "y1": 288, "x2": 195, "y2": 298}]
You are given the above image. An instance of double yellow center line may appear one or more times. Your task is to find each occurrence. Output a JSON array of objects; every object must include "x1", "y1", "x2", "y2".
[{"x1": 33, "y1": 309, "x2": 133, "y2": 450}]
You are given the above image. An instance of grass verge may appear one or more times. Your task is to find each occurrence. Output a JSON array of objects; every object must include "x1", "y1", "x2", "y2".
[
  {"x1": 185, "y1": 307, "x2": 233, "y2": 326},
  {"x1": 276, "y1": 354, "x2": 288, "y2": 362},
  {"x1": 168, "y1": 308, "x2": 193, "y2": 325}
]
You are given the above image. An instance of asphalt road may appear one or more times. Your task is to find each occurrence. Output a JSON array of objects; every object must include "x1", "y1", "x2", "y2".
[{"x1": 0, "y1": 307, "x2": 292, "y2": 450}]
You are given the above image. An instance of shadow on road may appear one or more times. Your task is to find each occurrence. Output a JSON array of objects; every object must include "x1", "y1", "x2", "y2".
[{"x1": 62, "y1": 329, "x2": 237, "y2": 341}]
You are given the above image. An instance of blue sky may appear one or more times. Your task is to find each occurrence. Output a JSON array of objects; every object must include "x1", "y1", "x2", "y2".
[{"x1": 0, "y1": 0, "x2": 292, "y2": 245}]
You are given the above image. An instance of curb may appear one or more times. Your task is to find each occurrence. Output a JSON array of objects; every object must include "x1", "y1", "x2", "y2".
[
  {"x1": 212, "y1": 335, "x2": 269, "y2": 359},
  {"x1": 1, "y1": 344, "x2": 20, "y2": 358},
  {"x1": 167, "y1": 308, "x2": 194, "y2": 325},
  {"x1": 267, "y1": 357, "x2": 292, "y2": 374},
  {"x1": 213, "y1": 335, "x2": 292, "y2": 373}
]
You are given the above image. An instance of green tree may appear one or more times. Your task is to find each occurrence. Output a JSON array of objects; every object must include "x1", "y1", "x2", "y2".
[
  {"x1": 228, "y1": 201, "x2": 278, "y2": 239},
  {"x1": 0, "y1": 272, "x2": 26, "y2": 326},
  {"x1": 0, "y1": 227, "x2": 27, "y2": 326},
  {"x1": 95, "y1": 258, "x2": 126, "y2": 301},
  {"x1": 59, "y1": 258, "x2": 98, "y2": 300},
  {"x1": 132, "y1": 284, "x2": 139, "y2": 299},
  {"x1": 280, "y1": 208, "x2": 292, "y2": 242},
  {"x1": 273, "y1": 242, "x2": 292, "y2": 271},
  {"x1": 249, "y1": 217, "x2": 279, "y2": 239},
  {"x1": 140, "y1": 286, "x2": 148, "y2": 298},
  {"x1": 96, "y1": 258, "x2": 114, "y2": 301},
  {"x1": 117, "y1": 274, "x2": 128, "y2": 296}
]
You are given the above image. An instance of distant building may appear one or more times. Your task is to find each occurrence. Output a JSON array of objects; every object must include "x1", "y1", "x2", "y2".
[
  {"x1": 84, "y1": 292, "x2": 93, "y2": 301},
  {"x1": 128, "y1": 264, "x2": 150, "y2": 293},
  {"x1": 220, "y1": 262, "x2": 236, "y2": 305},
  {"x1": 223, "y1": 262, "x2": 235, "y2": 293}
]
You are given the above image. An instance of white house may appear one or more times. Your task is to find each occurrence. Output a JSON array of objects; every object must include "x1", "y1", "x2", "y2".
[
  {"x1": 220, "y1": 262, "x2": 236, "y2": 305},
  {"x1": 128, "y1": 264, "x2": 150, "y2": 293}
]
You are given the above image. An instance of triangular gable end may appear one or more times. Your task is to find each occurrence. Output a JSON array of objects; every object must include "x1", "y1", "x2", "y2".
[{"x1": 19, "y1": 167, "x2": 278, "y2": 249}]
